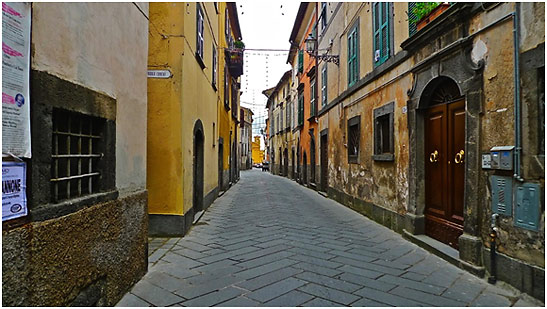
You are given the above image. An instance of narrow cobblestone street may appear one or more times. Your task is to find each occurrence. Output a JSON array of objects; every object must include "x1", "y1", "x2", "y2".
[{"x1": 117, "y1": 170, "x2": 541, "y2": 307}]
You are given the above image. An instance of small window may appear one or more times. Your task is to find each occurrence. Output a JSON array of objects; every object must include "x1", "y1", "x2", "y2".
[
  {"x1": 321, "y1": 65, "x2": 328, "y2": 107},
  {"x1": 347, "y1": 116, "x2": 360, "y2": 164},
  {"x1": 298, "y1": 90, "x2": 304, "y2": 126},
  {"x1": 224, "y1": 66, "x2": 229, "y2": 108},
  {"x1": 212, "y1": 45, "x2": 217, "y2": 89},
  {"x1": 347, "y1": 20, "x2": 359, "y2": 87},
  {"x1": 320, "y1": 2, "x2": 327, "y2": 33},
  {"x1": 298, "y1": 50, "x2": 304, "y2": 73},
  {"x1": 372, "y1": 2, "x2": 391, "y2": 66},
  {"x1": 373, "y1": 102, "x2": 395, "y2": 161},
  {"x1": 196, "y1": 4, "x2": 205, "y2": 61},
  {"x1": 51, "y1": 109, "x2": 107, "y2": 202},
  {"x1": 225, "y1": 9, "x2": 230, "y2": 43},
  {"x1": 310, "y1": 78, "x2": 316, "y2": 117}
]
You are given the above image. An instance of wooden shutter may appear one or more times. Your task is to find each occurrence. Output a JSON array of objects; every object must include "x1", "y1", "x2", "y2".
[
  {"x1": 298, "y1": 50, "x2": 304, "y2": 73},
  {"x1": 373, "y1": 2, "x2": 390, "y2": 66},
  {"x1": 347, "y1": 21, "x2": 359, "y2": 87},
  {"x1": 408, "y1": 2, "x2": 417, "y2": 36}
]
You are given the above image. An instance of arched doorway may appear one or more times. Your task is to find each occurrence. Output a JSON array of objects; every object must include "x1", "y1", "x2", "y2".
[
  {"x1": 283, "y1": 148, "x2": 289, "y2": 177},
  {"x1": 291, "y1": 148, "x2": 295, "y2": 179},
  {"x1": 303, "y1": 151, "x2": 308, "y2": 185},
  {"x1": 193, "y1": 120, "x2": 205, "y2": 213},
  {"x1": 422, "y1": 77, "x2": 464, "y2": 249}
]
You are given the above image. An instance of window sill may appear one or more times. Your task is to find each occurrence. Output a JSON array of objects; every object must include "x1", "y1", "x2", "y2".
[
  {"x1": 348, "y1": 156, "x2": 359, "y2": 164},
  {"x1": 373, "y1": 153, "x2": 395, "y2": 162},
  {"x1": 195, "y1": 52, "x2": 206, "y2": 70},
  {"x1": 307, "y1": 115, "x2": 317, "y2": 122},
  {"x1": 30, "y1": 190, "x2": 119, "y2": 222}
]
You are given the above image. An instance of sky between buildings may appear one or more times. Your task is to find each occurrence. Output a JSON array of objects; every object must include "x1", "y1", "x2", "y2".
[{"x1": 237, "y1": 0, "x2": 300, "y2": 148}]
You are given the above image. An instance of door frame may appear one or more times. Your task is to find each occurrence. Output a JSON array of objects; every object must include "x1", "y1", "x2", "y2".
[
  {"x1": 407, "y1": 54, "x2": 484, "y2": 264},
  {"x1": 193, "y1": 120, "x2": 205, "y2": 213},
  {"x1": 320, "y1": 129, "x2": 328, "y2": 192}
]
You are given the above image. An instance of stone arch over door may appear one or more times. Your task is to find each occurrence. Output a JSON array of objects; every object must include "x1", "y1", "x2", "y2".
[
  {"x1": 406, "y1": 46, "x2": 484, "y2": 264},
  {"x1": 193, "y1": 119, "x2": 205, "y2": 213}
]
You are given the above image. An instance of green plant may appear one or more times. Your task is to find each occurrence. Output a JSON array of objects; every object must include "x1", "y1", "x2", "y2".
[
  {"x1": 234, "y1": 40, "x2": 245, "y2": 49},
  {"x1": 411, "y1": 2, "x2": 441, "y2": 23}
]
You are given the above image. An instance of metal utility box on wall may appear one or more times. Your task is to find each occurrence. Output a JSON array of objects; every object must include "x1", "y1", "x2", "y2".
[
  {"x1": 491, "y1": 175, "x2": 513, "y2": 216},
  {"x1": 515, "y1": 183, "x2": 541, "y2": 231},
  {"x1": 490, "y1": 146, "x2": 514, "y2": 170}
]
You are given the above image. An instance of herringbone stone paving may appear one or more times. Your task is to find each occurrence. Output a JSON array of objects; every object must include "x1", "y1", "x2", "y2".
[{"x1": 117, "y1": 169, "x2": 543, "y2": 307}]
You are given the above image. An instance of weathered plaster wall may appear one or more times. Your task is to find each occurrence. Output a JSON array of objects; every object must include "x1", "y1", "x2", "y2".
[
  {"x1": 471, "y1": 3, "x2": 545, "y2": 268},
  {"x1": 31, "y1": 3, "x2": 149, "y2": 195}
]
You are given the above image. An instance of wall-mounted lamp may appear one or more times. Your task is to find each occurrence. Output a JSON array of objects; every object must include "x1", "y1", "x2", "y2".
[{"x1": 305, "y1": 33, "x2": 339, "y2": 66}]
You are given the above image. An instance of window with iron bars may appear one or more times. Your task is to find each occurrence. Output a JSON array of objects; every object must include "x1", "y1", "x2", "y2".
[
  {"x1": 347, "y1": 115, "x2": 360, "y2": 164},
  {"x1": 51, "y1": 109, "x2": 106, "y2": 202}
]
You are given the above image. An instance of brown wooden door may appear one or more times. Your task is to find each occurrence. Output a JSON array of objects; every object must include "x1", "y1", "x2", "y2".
[
  {"x1": 320, "y1": 133, "x2": 328, "y2": 192},
  {"x1": 424, "y1": 99, "x2": 464, "y2": 249}
]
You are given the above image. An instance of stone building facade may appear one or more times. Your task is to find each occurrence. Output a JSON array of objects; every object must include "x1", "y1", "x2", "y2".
[
  {"x1": 240, "y1": 106, "x2": 253, "y2": 170},
  {"x1": 2, "y1": 3, "x2": 149, "y2": 306},
  {"x1": 271, "y1": 2, "x2": 544, "y2": 300}
]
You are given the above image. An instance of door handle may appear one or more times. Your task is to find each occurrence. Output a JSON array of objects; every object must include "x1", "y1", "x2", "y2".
[
  {"x1": 455, "y1": 150, "x2": 465, "y2": 164},
  {"x1": 429, "y1": 150, "x2": 439, "y2": 163}
]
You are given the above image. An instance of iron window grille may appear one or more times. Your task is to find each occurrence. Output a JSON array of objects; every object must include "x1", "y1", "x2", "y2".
[
  {"x1": 347, "y1": 116, "x2": 360, "y2": 164},
  {"x1": 51, "y1": 109, "x2": 105, "y2": 202},
  {"x1": 373, "y1": 101, "x2": 395, "y2": 161}
]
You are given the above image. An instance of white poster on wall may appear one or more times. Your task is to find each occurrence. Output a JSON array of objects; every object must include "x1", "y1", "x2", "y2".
[
  {"x1": 2, "y1": 2, "x2": 32, "y2": 158},
  {"x1": 2, "y1": 161, "x2": 28, "y2": 221}
]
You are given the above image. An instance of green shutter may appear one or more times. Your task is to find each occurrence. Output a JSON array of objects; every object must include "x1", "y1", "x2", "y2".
[
  {"x1": 373, "y1": 2, "x2": 390, "y2": 66},
  {"x1": 298, "y1": 50, "x2": 304, "y2": 73},
  {"x1": 347, "y1": 21, "x2": 359, "y2": 87}
]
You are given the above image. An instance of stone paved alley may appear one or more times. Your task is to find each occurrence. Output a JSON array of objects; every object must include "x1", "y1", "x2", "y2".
[{"x1": 117, "y1": 170, "x2": 542, "y2": 307}]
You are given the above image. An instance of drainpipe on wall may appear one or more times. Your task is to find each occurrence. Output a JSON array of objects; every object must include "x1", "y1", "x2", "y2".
[{"x1": 513, "y1": 3, "x2": 524, "y2": 182}]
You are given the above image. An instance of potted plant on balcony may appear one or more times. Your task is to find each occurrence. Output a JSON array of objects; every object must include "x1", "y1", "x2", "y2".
[
  {"x1": 226, "y1": 40, "x2": 245, "y2": 77},
  {"x1": 412, "y1": 2, "x2": 451, "y2": 31}
]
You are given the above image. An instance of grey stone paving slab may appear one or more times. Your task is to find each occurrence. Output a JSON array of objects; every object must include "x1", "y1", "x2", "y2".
[
  {"x1": 116, "y1": 293, "x2": 151, "y2": 307},
  {"x1": 149, "y1": 262, "x2": 200, "y2": 279},
  {"x1": 198, "y1": 246, "x2": 260, "y2": 264},
  {"x1": 378, "y1": 274, "x2": 446, "y2": 295},
  {"x1": 161, "y1": 252, "x2": 205, "y2": 268},
  {"x1": 234, "y1": 258, "x2": 298, "y2": 280},
  {"x1": 350, "y1": 297, "x2": 392, "y2": 307},
  {"x1": 401, "y1": 271, "x2": 428, "y2": 281},
  {"x1": 235, "y1": 266, "x2": 303, "y2": 291},
  {"x1": 181, "y1": 286, "x2": 245, "y2": 307},
  {"x1": 287, "y1": 247, "x2": 337, "y2": 260},
  {"x1": 301, "y1": 297, "x2": 344, "y2": 307},
  {"x1": 338, "y1": 264, "x2": 383, "y2": 279},
  {"x1": 315, "y1": 241, "x2": 353, "y2": 252},
  {"x1": 353, "y1": 286, "x2": 427, "y2": 307},
  {"x1": 297, "y1": 283, "x2": 361, "y2": 305},
  {"x1": 148, "y1": 248, "x2": 168, "y2": 263},
  {"x1": 288, "y1": 254, "x2": 343, "y2": 269},
  {"x1": 143, "y1": 271, "x2": 189, "y2": 293},
  {"x1": 174, "y1": 275, "x2": 244, "y2": 300},
  {"x1": 292, "y1": 261, "x2": 344, "y2": 277},
  {"x1": 229, "y1": 244, "x2": 289, "y2": 262},
  {"x1": 391, "y1": 286, "x2": 464, "y2": 307},
  {"x1": 471, "y1": 292, "x2": 513, "y2": 307},
  {"x1": 216, "y1": 296, "x2": 262, "y2": 307},
  {"x1": 295, "y1": 271, "x2": 361, "y2": 293},
  {"x1": 263, "y1": 290, "x2": 315, "y2": 306},
  {"x1": 235, "y1": 250, "x2": 295, "y2": 269},
  {"x1": 130, "y1": 280, "x2": 184, "y2": 307},
  {"x1": 246, "y1": 277, "x2": 307, "y2": 302},
  {"x1": 329, "y1": 249, "x2": 378, "y2": 263},
  {"x1": 190, "y1": 259, "x2": 238, "y2": 273},
  {"x1": 171, "y1": 247, "x2": 208, "y2": 260},
  {"x1": 335, "y1": 272, "x2": 396, "y2": 292}
]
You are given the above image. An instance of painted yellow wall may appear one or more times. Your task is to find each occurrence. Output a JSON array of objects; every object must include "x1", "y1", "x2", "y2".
[
  {"x1": 148, "y1": 2, "x2": 222, "y2": 216},
  {"x1": 251, "y1": 136, "x2": 264, "y2": 164}
]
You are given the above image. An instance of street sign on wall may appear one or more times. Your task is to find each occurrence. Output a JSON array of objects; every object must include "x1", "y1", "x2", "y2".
[{"x1": 147, "y1": 70, "x2": 172, "y2": 78}]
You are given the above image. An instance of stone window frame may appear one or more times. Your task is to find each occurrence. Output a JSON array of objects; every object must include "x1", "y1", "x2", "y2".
[
  {"x1": 212, "y1": 43, "x2": 217, "y2": 90},
  {"x1": 29, "y1": 70, "x2": 117, "y2": 223},
  {"x1": 373, "y1": 101, "x2": 395, "y2": 162},
  {"x1": 347, "y1": 115, "x2": 361, "y2": 164}
]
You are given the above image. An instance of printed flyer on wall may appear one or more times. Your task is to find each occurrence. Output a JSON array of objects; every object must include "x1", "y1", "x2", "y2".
[
  {"x1": 2, "y1": 2, "x2": 31, "y2": 158},
  {"x1": 2, "y1": 161, "x2": 28, "y2": 221}
]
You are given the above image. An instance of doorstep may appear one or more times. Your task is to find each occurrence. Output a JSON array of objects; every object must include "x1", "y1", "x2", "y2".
[
  {"x1": 403, "y1": 229, "x2": 485, "y2": 277},
  {"x1": 192, "y1": 210, "x2": 205, "y2": 225},
  {"x1": 317, "y1": 191, "x2": 328, "y2": 198}
]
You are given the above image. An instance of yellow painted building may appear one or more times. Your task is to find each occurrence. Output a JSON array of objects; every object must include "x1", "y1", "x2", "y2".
[
  {"x1": 147, "y1": 2, "x2": 242, "y2": 236},
  {"x1": 251, "y1": 136, "x2": 264, "y2": 165}
]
